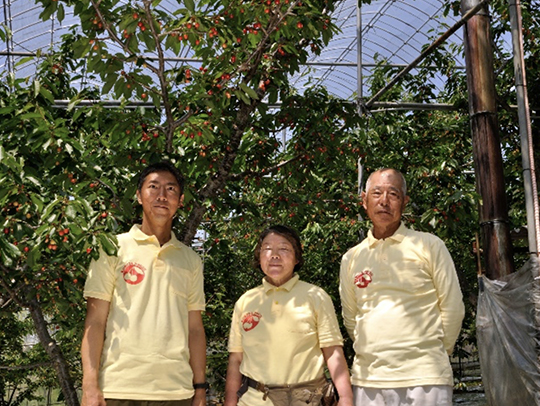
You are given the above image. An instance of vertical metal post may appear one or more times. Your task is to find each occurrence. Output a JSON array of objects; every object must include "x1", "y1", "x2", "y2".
[
  {"x1": 461, "y1": 0, "x2": 515, "y2": 279},
  {"x1": 2, "y1": 0, "x2": 14, "y2": 74},
  {"x1": 508, "y1": 0, "x2": 540, "y2": 257},
  {"x1": 356, "y1": 1, "x2": 363, "y2": 115}
]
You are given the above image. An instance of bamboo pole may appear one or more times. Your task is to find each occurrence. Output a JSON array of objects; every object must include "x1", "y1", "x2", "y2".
[{"x1": 461, "y1": 0, "x2": 515, "y2": 279}]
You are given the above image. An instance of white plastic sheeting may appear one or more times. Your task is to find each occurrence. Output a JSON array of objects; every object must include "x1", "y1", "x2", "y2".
[{"x1": 477, "y1": 256, "x2": 540, "y2": 405}]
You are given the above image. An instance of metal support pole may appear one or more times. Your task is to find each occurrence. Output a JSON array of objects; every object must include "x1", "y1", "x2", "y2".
[
  {"x1": 461, "y1": 0, "x2": 515, "y2": 279},
  {"x1": 508, "y1": 0, "x2": 540, "y2": 257},
  {"x1": 365, "y1": 0, "x2": 488, "y2": 109},
  {"x1": 356, "y1": 1, "x2": 363, "y2": 115}
]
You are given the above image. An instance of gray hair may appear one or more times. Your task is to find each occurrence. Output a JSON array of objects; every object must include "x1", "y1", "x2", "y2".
[{"x1": 365, "y1": 168, "x2": 407, "y2": 196}]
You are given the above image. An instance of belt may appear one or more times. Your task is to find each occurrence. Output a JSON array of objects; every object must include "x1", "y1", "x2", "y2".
[{"x1": 237, "y1": 375, "x2": 327, "y2": 401}]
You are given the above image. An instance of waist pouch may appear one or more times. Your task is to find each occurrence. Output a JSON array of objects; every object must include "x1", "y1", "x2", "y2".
[{"x1": 237, "y1": 375, "x2": 338, "y2": 406}]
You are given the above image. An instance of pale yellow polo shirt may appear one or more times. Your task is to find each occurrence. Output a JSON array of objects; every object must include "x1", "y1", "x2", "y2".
[
  {"x1": 229, "y1": 274, "x2": 343, "y2": 406},
  {"x1": 84, "y1": 225, "x2": 205, "y2": 400},
  {"x1": 340, "y1": 223, "x2": 464, "y2": 388}
]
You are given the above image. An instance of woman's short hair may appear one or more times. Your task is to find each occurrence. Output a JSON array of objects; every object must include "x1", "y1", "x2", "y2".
[{"x1": 253, "y1": 225, "x2": 304, "y2": 272}]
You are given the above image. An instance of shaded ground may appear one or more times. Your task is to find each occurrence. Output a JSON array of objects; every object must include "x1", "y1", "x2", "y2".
[{"x1": 453, "y1": 392, "x2": 487, "y2": 405}]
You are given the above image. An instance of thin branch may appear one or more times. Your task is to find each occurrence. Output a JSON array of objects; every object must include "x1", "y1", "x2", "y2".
[
  {"x1": 142, "y1": 0, "x2": 179, "y2": 153},
  {"x1": 1, "y1": 296, "x2": 14, "y2": 308},
  {"x1": 90, "y1": 0, "x2": 159, "y2": 76},
  {"x1": 0, "y1": 362, "x2": 53, "y2": 370},
  {"x1": 228, "y1": 154, "x2": 303, "y2": 181},
  {"x1": 95, "y1": 178, "x2": 120, "y2": 208},
  {"x1": 238, "y1": 0, "x2": 302, "y2": 79},
  {"x1": 0, "y1": 264, "x2": 28, "y2": 308}
]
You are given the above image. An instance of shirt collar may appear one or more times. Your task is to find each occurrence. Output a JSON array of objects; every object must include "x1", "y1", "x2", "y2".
[
  {"x1": 129, "y1": 224, "x2": 182, "y2": 249},
  {"x1": 262, "y1": 273, "x2": 300, "y2": 292},
  {"x1": 367, "y1": 222, "x2": 407, "y2": 247}
]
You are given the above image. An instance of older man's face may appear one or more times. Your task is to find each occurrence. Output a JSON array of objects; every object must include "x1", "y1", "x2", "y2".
[{"x1": 362, "y1": 170, "x2": 409, "y2": 232}]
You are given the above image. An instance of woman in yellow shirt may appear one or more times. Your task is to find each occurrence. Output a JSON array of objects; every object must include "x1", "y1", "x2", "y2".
[{"x1": 224, "y1": 225, "x2": 353, "y2": 406}]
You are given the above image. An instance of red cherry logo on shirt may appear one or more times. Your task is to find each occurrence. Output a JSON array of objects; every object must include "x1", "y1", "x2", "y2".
[
  {"x1": 241, "y1": 312, "x2": 262, "y2": 331},
  {"x1": 122, "y1": 262, "x2": 146, "y2": 285},
  {"x1": 354, "y1": 270, "x2": 373, "y2": 288}
]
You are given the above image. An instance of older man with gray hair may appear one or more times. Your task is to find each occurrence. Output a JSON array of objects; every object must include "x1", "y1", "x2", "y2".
[{"x1": 339, "y1": 168, "x2": 464, "y2": 406}]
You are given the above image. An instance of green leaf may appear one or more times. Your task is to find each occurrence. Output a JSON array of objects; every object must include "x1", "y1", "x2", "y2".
[
  {"x1": 65, "y1": 205, "x2": 77, "y2": 220},
  {"x1": 25, "y1": 176, "x2": 41, "y2": 187},
  {"x1": 239, "y1": 83, "x2": 258, "y2": 100},
  {"x1": 39, "y1": 2, "x2": 56, "y2": 21},
  {"x1": 0, "y1": 236, "x2": 21, "y2": 260},
  {"x1": 98, "y1": 233, "x2": 118, "y2": 256},
  {"x1": 19, "y1": 112, "x2": 42, "y2": 120},
  {"x1": 30, "y1": 194, "x2": 44, "y2": 212},
  {"x1": 57, "y1": 3, "x2": 65, "y2": 23},
  {"x1": 102, "y1": 74, "x2": 117, "y2": 95},
  {"x1": 40, "y1": 86, "x2": 54, "y2": 103},
  {"x1": 73, "y1": 38, "x2": 91, "y2": 59},
  {"x1": 33, "y1": 80, "x2": 40, "y2": 98},
  {"x1": 184, "y1": 0, "x2": 195, "y2": 13},
  {"x1": 42, "y1": 198, "x2": 62, "y2": 219},
  {"x1": 74, "y1": 197, "x2": 94, "y2": 218},
  {"x1": 69, "y1": 223, "x2": 83, "y2": 236},
  {"x1": 27, "y1": 246, "x2": 42, "y2": 268},
  {"x1": 234, "y1": 90, "x2": 250, "y2": 104},
  {"x1": 15, "y1": 56, "x2": 35, "y2": 68}
]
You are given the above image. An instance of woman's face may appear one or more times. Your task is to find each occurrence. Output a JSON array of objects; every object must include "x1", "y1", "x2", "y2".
[{"x1": 259, "y1": 232, "x2": 298, "y2": 287}]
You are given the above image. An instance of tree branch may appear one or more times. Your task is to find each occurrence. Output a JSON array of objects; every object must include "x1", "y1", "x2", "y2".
[
  {"x1": 0, "y1": 263, "x2": 27, "y2": 308},
  {"x1": 179, "y1": 100, "x2": 258, "y2": 245},
  {"x1": 0, "y1": 362, "x2": 53, "y2": 370},
  {"x1": 26, "y1": 292, "x2": 80, "y2": 406},
  {"x1": 0, "y1": 264, "x2": 80, "y2": 406},
  {"x1": 228, "y1": 154, "x2": 303, "y2": 181},
  {"x1": 90, "y1": 0, "x2": 158, "y2": 73}
]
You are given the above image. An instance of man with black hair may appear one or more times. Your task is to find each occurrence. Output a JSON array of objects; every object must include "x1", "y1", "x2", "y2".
[{"x1": 81, "y1": 161, "x2": 207, "y2": 406}]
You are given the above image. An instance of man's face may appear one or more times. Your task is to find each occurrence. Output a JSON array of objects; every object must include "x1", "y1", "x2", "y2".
[
  {"x1": 136, "y1": 171, "x2": 183, "y2": 224},
  {"x1": 361, "y1": 170, "x2": 409, "y2": 231}
]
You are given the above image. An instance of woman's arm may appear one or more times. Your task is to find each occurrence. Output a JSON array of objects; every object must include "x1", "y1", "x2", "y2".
[
  {"x1": 322, "y1": 346, "x2": 354, "y2": 406},
  {"x1": 224, "y1": 352, "x2": 244, "y2": 406}
]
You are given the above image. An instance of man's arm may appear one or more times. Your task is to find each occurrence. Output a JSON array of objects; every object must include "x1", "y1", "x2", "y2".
[
  {"x1": 223, "y1": 352, "x2": 243, "y2": 406},
  {"x1": 188, "y1": 310, "x2": 207, "y2": 406},
  {"x1": 81, "y1": 298, "x2": 110, "y2": 406},
  {"x1": 322, "y1": 346, "x2": 353, "y2": 406},
  {"x1": 339, "y1": 253, "x2": 356, "y2": 339},
  {"x1": 431, "y1": 238, "x2": 465, "y2": 354}
]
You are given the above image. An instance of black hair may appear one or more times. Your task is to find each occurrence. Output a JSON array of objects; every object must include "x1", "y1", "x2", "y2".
[
  {"x1": 137, "y1": 161, "x2": 185, "y2": 195},
  {"x1": 253, "y1": 225, "x2": 304, "y2": 272}
]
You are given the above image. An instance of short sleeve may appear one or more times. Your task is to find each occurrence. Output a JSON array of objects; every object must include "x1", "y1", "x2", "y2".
[
  {"x1": 228, "y1": 300, "x2": 244, "y2": 353},
  {"x1": 84, "y1": 247, "x2": 118, "y2": 302},
  {"x1": 188, "y1": 255, "x2": 205, "y2": 311},
  {"x1": 315, "y1": 289, "x2": 344, "y2": 348}
]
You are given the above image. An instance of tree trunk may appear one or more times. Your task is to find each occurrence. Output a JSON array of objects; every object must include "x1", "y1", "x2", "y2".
[{"x1": 27, "y1": 295, "x2": 80, "y2": 406}]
